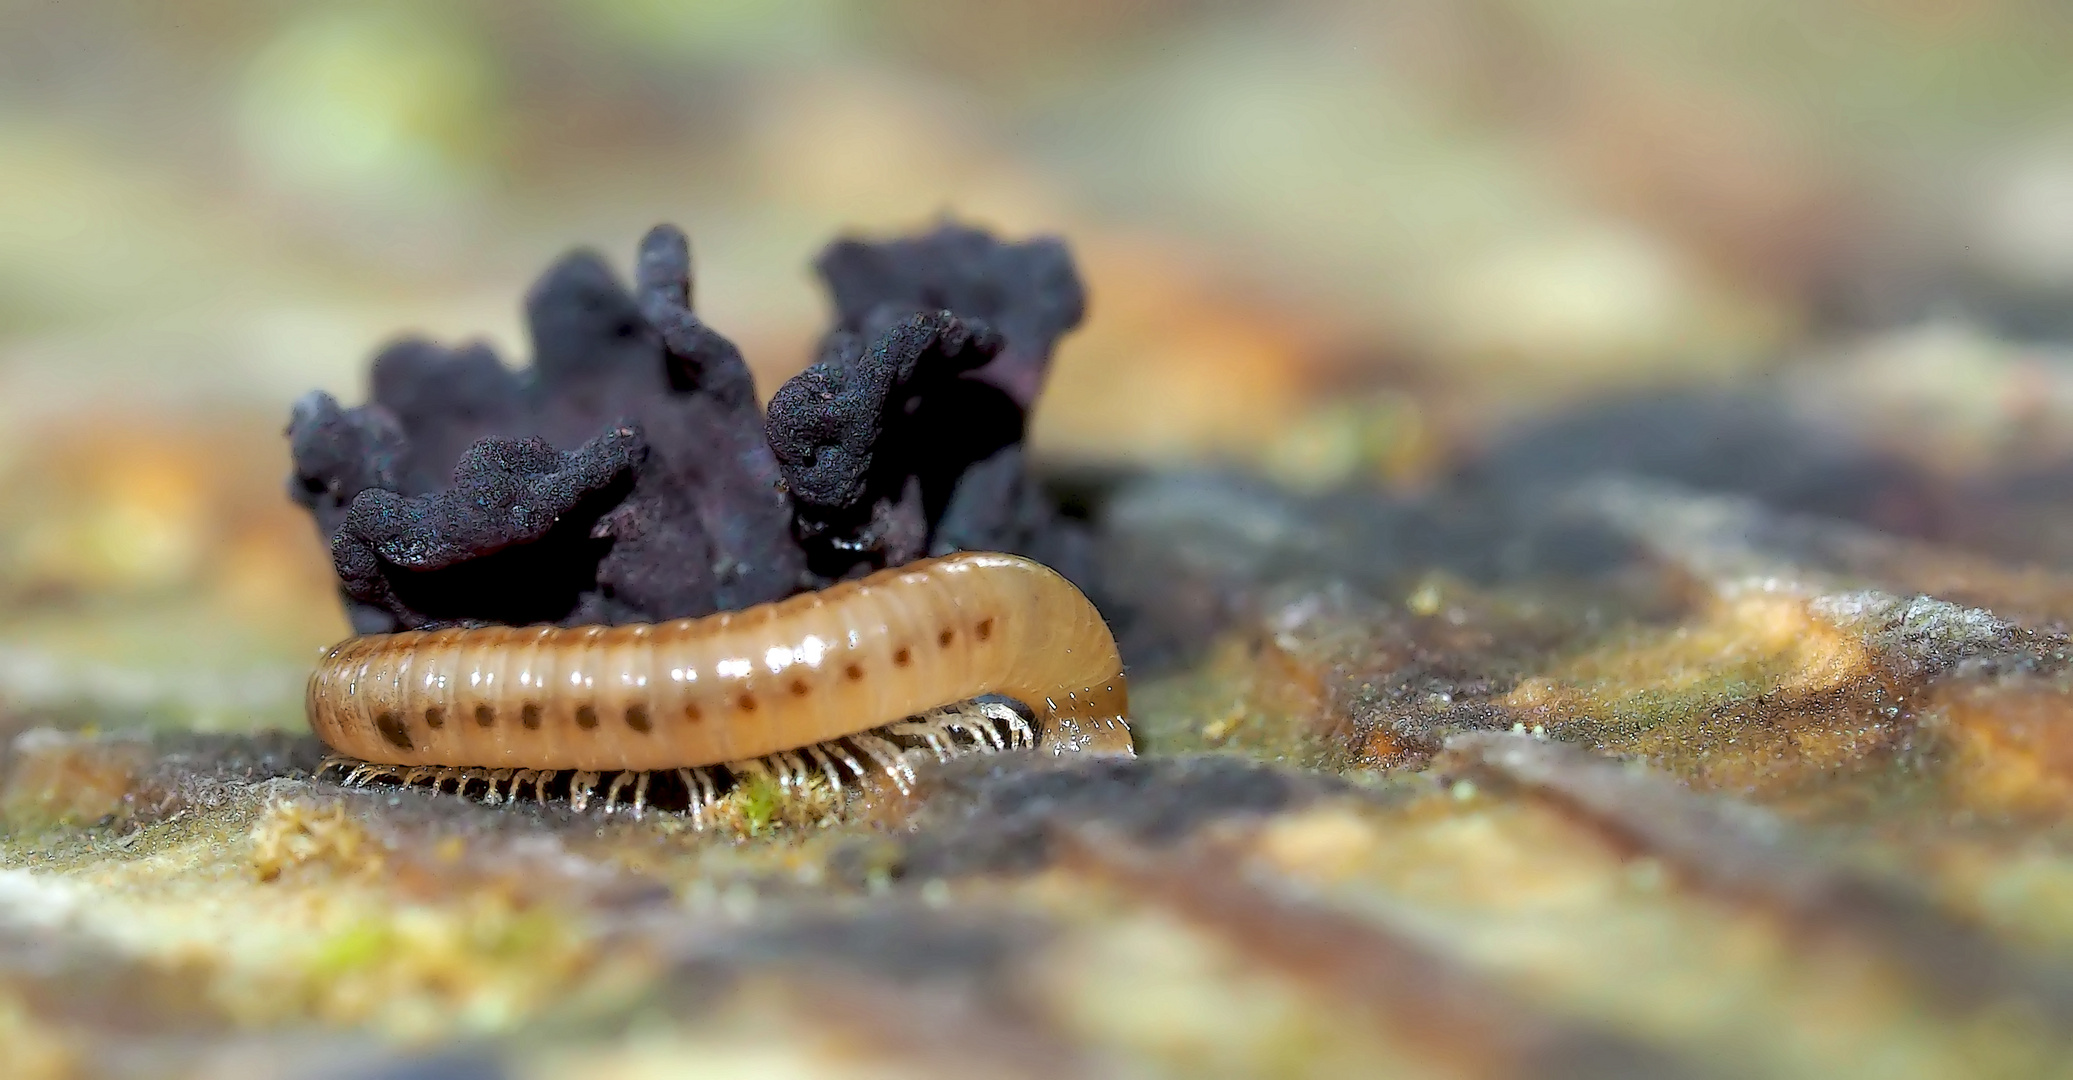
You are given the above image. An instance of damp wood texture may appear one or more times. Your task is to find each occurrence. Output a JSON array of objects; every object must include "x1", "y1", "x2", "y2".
[{"x1": 306, "y1": 551, "x2": 1132, "y2": 772}]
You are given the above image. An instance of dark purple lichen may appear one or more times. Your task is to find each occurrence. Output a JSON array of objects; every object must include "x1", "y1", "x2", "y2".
[{"x1": 288, "y1": 221, "x2": 1088, "y2": 633}]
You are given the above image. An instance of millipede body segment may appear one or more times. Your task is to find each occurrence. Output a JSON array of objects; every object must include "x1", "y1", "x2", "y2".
[{"x1": 306, "y1": 552, "x2": 1131, "y2": 774}]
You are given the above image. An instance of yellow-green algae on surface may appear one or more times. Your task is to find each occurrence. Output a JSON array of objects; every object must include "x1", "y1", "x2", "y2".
[
  {"x1": 1243, "y1": 796, "x2": 2065, "y2": 1079},
  {"x1": 1, "y1": 791, "x2": 645, "y2": 1041}
]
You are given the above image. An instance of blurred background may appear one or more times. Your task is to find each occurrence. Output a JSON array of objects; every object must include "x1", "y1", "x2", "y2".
[{"x1": 3, "y1": 0, "x2": 2073, "y2": 730}]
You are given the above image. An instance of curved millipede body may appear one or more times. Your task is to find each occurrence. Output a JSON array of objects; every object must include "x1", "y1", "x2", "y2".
[{"x1": 307, "y1": 553, "x2": 1131, "y2": 791}]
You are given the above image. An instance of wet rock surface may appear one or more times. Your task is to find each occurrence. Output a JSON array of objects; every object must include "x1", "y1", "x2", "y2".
[
  {"x1": 29, "y1": 265, "x2": 2073, "y2": 1077},
  {"x1": 28, "y1": 380, "x2": 2073, "y2": 1075},
  {"x1": 30, "y1": 1, "x2": 2073, "y2": 1072}
]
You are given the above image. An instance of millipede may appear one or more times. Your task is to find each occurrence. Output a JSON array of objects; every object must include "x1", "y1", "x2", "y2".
[{"x1": 309, "y1": 551, "x2": 1132, "y2": 825}]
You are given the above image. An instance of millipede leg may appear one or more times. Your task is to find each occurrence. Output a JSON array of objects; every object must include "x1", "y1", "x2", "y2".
[
  {"x1": 804, "y1": 743, "x2": 846, "y2": 794},
  {"x1": 938, "y1": 713, "x2": 975, "y2": 754},
  {"x1": 603, "y1": 771, "x2": 635, "y2": 813},
  {"x1": 750, "y1": 753, "x2": 789, "y2": 796},
  {"x1": 677, "y1": 767, "x2": 716, "y2": 830},
  {"x1": 849, "y1": 732, "x2": 915, "y2": 794},
  {"x1": 984, "y1": 703, "x2": 1035, "y2": 749},
  {"x1": 727, "y1": 757, "x2": 770, "y2": 790},
  {"x1": 344, "y1": 762, "x2": 389, "y2": 787},
  {"x1": 990, "y1": 703, "x2": 1028, "y2": 746},
  {"x1": 458, "y1": 767, "x2": 490, "y2": 797},
  {"x1": 570, "y1": 770, "x2": 602, "y2": 813},
  {"x1": 777, "y1": 750, "x2": 813, "y2": 792},
  {"x1": 483, "y1": 769, "x2": 514, "y2": 805},
  {"x1": 939, "y1": 707, "x2": 990, "y2": 754},
  {"x1": 400, "y1": 767, "x2": 436, "y2": 790},
  {"x1": 937, "y1": 707, "x2": 999, "y2": 754},
  {"x1": 695, "y1": 766, "x2": 718, "y2": 828},
  {"x1": 773, "y1": 748, "x2": 836, "y2": 827},
  {"x1": 317, "y1": 756, "x2": 355, "y2": 781},
  {"x1": 922, "y1": 713, "x2": 960, "y2": 758},
  {"x1": 888, "y1": 718, "x2": 952, "y2": 761},
  {"x1": 958, "y1": 708, "x2": 1007, "y2": 752},
  {"x1": 674, "y1": 769, "x2": 697, "y2": 829},
  {"x1": 631, "y1": 771, "x2": 651, "y2": 818},
  {"x1": 827, "y1": 740, "x2": 869, "y2": 782}
]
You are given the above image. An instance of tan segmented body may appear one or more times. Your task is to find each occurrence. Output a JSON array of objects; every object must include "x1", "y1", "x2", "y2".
[{"x1": 307, "y1": 552, "x2": 1130, "y2": 771}]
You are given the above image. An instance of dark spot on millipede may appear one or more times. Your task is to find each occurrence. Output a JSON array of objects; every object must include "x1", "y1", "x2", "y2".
[
  {"x1": 424, "y1": 706, "x2": 445, "y2": 729},
  {"x1": 739, "y1": 693, "x2": 759, "y2": 712},
  {"x1": 575, "y1": 704, "x2": 599, "y2": 729},
  {"x1": 844, "y1": 663, "x2": 865, "y2": 681},
  {"x1": 686, "y1": 703, "x2": 704, "y2": 723},
  {"x1": 475, "y1": 704, "x2": 495, "y2": 727},
  {"x1": 894, "y1": 646, "x2": 912, "y2": 667},
  {"x1": 625, "y1": 704, "x2": 651, "y2": 733},
  {"x1": 976, "y1": 617, "x2": 994, "y2": 641},
  {"x1": 938, "y1": 628, "x2": 954, "y2": 648},
  {"x1": 790, "y1": 679, "x2": 810, "y2": 697},
  {"x1": 375, "y1": 711, "x2": 412, "y2": 751},
  {"x1": 521, "y1": 702, "x2": 542, "y2": 729}
]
